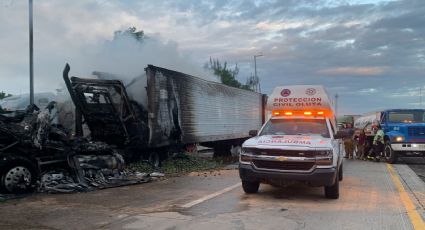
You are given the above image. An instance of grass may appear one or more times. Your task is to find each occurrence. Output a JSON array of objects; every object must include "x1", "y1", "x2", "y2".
[{"x1": 128, "y1": 152, "x2": 229, "y2": 177}]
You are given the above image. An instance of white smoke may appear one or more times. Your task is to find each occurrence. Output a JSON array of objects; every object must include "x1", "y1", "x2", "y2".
[
  {"x1": 68, "y1": 33, "x2": 218, "y2": 83},
  {"x1": 60, "y1": 32, "x2": 219, "y2": 107}
]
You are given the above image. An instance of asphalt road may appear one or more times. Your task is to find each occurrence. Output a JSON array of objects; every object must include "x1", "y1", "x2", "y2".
[
  {"x1": 403, "y1": 157, "x2": 425, "y2": 183},
  {"x1": 0, "y1": 160, "x2": 424, "y2": 230}
]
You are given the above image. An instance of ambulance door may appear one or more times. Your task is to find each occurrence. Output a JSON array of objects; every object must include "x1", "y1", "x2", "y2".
[{"x1": 328, "y1": 119, "x2": 341, "y2": 160}]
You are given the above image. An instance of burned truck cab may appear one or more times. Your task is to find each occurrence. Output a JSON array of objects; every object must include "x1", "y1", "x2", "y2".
[
  {"x1": 63, "y1": 74, "x2": 149, "y2": 148},
  {"x1": 0, "y1": 103, "x2": 73, "y2": 193}
]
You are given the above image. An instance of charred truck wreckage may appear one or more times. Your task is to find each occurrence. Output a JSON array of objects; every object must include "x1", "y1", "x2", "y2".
[
  {"x1": 0, "y1": 102, "x2": 150, "y2": 195},
  {"x1": 63, "y1": 63, "x2": 266, "y2": 161},
  {"x1": 0, "y1": 63, "x2": 265, "y2": 195}
]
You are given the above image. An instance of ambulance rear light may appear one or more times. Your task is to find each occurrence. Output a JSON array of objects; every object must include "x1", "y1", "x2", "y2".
[
  {"x1": 284, "y1": 112, "x2": 293, "y2": 115},
  {"x1": 273, "y1": 111, "x2": 280, "y2": 116},
  {"x1": 304, "y1": 111, "x2": 312, "y2": 115},
  {"x1": 317, "y1": 111, "x2": 324, "y2": 115}
]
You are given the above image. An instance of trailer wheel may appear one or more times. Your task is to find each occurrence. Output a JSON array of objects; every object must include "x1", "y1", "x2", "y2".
[
  {"x1": 385, "y1": 143, "x2": 398, "y2": 164},
  {"x1": 1, "y1": 160, "x2": 37, "y2": 194},
  {"x1": 185, "y1": 144, "x2": 198, "y2": 155},
  {"x1": 242, "y1": 180, "x2": 259, "y2": 194},
  {"x1": 324, "y1": 174, "x2": 339, "y2": 199}
]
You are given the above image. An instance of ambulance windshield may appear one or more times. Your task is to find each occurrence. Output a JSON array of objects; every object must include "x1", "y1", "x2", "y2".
[{"x1": 260, "y1": 119, "x2": 330, "y2": 138}]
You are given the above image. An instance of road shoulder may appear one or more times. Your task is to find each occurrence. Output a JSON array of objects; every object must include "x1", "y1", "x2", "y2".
[{"x1": 392, "y1": 164, "x2": 425, "y2": 226}]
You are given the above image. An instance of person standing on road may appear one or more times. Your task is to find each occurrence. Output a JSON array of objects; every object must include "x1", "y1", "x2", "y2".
[
  {"x1": 357, "y1": 130, "x2": 366, "y2": 160},
  {"x1": 372, "y1": 124, "x2": 385, "y2": 161},
  {"x1": 343, "y1": 123, "x2": 355, "y2": 159}
]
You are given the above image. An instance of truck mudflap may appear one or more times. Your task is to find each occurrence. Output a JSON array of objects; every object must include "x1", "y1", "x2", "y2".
[{"x1": 239, "y1": 163, "x2": 337, "y2": 187}]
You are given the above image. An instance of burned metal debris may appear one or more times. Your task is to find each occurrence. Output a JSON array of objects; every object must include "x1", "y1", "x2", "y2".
[
  {"x1": 39, "y1": 153, "x2": 153, "y2": 194},
  {"x1": 0, "y1": 101, "x2": 155, "y2": 196}
]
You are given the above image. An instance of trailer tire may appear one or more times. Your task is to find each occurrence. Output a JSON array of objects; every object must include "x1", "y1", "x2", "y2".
[
  {"x1": 0, "y1": 157, "x2": 37, "y2": 194},
  {"x1": 325, "y1": 174, "x2": 339, "y2": 199},
  {"x1": 385, "y1": 143, "x2": 398, "y2": 164},
  {"x1": 242, "y1": 180, "x2": 259, "y2": 194}
]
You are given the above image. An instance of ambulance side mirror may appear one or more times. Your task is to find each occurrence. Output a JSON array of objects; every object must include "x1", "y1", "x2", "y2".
[
  {"x1": 249, "y1": 130, "x2": 258, "y2": 137},
  {"x1": 334, "y1": 131, "x2": 348, "y2": 139}
]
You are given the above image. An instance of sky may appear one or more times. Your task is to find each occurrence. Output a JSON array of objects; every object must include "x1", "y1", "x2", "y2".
[{"x1": 0, "y1": 0, "x2": 424, "y2": 115}]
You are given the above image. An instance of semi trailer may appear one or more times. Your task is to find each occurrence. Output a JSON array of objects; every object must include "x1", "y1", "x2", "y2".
[{"x1": 63, "y1": 64, "x2": 267, "y2": 163}]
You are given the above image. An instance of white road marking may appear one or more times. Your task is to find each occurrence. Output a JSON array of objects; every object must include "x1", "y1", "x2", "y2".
[{"x1": 180, "y1": 182, "x2": 242, "y2": 208}]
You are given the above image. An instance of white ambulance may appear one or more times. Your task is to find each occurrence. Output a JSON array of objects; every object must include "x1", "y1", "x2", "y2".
[{"x1": 239, "y1": 85, "x2": 344, "y2": 199}]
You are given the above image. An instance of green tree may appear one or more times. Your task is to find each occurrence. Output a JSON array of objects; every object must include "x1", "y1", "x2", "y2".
[
  {"x1": 206, "y1": 58, "x2": 252, "y2": 91},
  {"x1": 0, "y1": 91, "x2": 11, "y2": 100}
]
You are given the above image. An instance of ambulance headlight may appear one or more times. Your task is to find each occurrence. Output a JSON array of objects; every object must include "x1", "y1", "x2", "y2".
[
  {"x1": 240, "y1": 148, "x2": 254, "y2": 164},
  {"x1": 316, "y1": 150, "x2": 332, "y2": 156},
  {"x1": 315, "y1": 150, "x2": 333, "y2": 165},
  {"x1": 393, "y1": 136, "x2": 404, "y2": 142}
]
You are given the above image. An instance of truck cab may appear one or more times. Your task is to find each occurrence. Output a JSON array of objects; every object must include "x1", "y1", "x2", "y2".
[
  {"x1": 239, "y1": 85, "x2": 343, "y2": 199},
  {"x1": 380, "y1": 109, "x2": 425, "y2": 163}
]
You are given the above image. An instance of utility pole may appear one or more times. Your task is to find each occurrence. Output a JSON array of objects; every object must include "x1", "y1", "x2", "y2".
[
  {"x1": 254, "y1": 54, "x2": 263, "y2": 93},
  {"x1": 335, "y1": 93, "x2": 339, "y2": 118},
  {"x1": 29, "y1": 0, "x2": 34, "y2": 105}
]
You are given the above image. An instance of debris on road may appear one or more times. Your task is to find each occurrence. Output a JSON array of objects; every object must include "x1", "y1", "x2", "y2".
[{"x1": 39, "y1": 153, "x2": 153, "y2": 194}]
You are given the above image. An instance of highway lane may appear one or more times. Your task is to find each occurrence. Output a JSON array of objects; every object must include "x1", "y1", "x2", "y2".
[{"x1": 0, "y1": 160, "x2": 424, "y2": 230}]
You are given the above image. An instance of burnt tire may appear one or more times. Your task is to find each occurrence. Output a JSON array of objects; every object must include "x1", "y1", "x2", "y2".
[
  {"x1": 0, "y1": 159, "x2": 37, "y2": 194},
  {"x1": 385, "y1": 143, "x2": 398, "y2": 164},
  {"x1": 242, "y1": 180, "x2": 259, "y2": 194},
  {"x1": 338, "y1": 164, "x2": 343, "y2": 182},
  {"x1": 325, "y1": 175, "x2": 339, "y2": 199}
]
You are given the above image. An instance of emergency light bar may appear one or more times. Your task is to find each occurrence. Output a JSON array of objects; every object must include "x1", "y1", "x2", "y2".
[
  {"x1": 271, "y1": 110, "x2": 330, "y2": 117},
  {"x1": 267, "y1": 85, "x2": 334, "y2": 118}
]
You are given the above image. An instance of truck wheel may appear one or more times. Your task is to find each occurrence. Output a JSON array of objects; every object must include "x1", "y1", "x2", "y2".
[
  {"x1": 338, "y1": 164, "x2": 343, "y2": 181},
  {"x1": 324, "y1": 175, "x2": 339, "y2": 199},
  {"x1": 1, "y1": 163, "x2": 36, "y2": 194},
  {"x1": 385, "y1": 143, "x2": 398, "y2": 164},
  {"x1": 242, "y1": 180, "x2": 259, "y2": 194}
]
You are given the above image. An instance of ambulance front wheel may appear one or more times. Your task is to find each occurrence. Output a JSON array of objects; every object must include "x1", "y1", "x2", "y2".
[
  {"x1": 324, "y1": 175, "x2": 339, "y2": 199},
  {"x1": 242, "y1": 180, "x2": 259, "y2": 194},
  {"x1": 338, "y1": 164, "x2": 343, "y2": 181}
]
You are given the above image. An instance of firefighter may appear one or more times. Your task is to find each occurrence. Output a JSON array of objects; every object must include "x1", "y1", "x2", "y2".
[{"x1": 343, "y1": 123, "x2": 355, "y2": 159}]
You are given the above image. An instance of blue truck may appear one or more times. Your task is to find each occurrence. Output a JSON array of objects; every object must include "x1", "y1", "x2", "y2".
[{"x1": 354, "y1": 109, "x2": 425, "y2": 163}]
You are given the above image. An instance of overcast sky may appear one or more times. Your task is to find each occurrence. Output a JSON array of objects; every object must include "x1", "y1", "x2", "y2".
[{"x1": 1, "y1": 0, "x2": 424, "y2": 115}]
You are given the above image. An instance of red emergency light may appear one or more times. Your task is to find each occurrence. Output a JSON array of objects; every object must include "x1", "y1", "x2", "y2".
[{"x1": 271, "y1": 110, "x2": 330, "y2": 117}]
